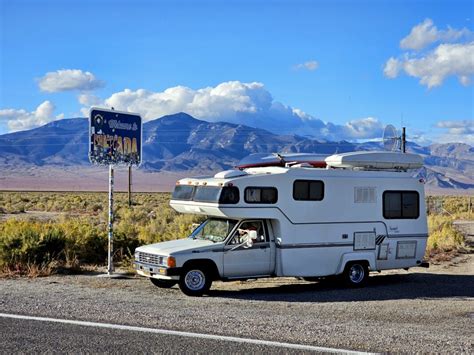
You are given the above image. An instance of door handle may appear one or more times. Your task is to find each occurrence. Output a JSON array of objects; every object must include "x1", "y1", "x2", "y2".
[{"x1": 259, "y1": 246, "x2": 267, "y2": 249}]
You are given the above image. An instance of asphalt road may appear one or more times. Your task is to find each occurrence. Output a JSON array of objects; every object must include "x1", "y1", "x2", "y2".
[
  {"x1": 0, "y1": 258, "x2": 473, "y2": 353},
  {"x1": 0, "y1": 317, "x2": 326, "y2": 354}
]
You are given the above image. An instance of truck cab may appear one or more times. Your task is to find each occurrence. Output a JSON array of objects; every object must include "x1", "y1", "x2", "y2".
[{"x1": 135, "y1": 217, "x2": 276, "y2": 296}]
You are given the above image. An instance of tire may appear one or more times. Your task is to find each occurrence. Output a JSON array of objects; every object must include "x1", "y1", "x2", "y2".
[
  {"x1": 343, "y1": 262, "x2": 369, "y2": 287},
  {"x1": 150, "y1": 278, "x2": 177, "y2": 288},
  {"x1": 179, "y1": 266, "x2": 212, "y2": 297}
]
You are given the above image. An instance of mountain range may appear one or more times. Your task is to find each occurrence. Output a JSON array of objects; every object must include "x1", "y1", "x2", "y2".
[{"x1": 0, "y1": 112, "x2": 473, "y2": 191}]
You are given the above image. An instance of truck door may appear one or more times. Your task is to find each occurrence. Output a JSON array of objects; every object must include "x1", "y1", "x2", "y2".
[{"x1": 223, "y1": 220, "x2": 272, "y2": 278}]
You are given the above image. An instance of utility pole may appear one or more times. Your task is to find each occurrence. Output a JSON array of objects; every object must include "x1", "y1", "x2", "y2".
[
  {"x1": 469, "y1": 196, "x2": 472, "y2": 217},
  {"x1": 128, "y1": 165, "x2": 132, "y2": 207}
]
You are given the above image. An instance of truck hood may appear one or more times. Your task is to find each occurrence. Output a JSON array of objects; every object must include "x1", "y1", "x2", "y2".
[{"x1": 136, "y1": 238, "x2": 221, "y2": 255}]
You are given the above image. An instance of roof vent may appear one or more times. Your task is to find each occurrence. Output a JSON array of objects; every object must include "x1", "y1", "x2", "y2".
[{"x1": 214, "y1": 170, "x2": 248, "y2": 179}]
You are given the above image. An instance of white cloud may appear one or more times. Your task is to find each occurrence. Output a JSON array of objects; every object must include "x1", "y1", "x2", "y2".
[
  {"x1": 386, "y1": 42, "x2": 474, "y2": 88},
  {"x1": 38, "y1": 69, "x2": 104, "y2": 92},
  {"x1": 385, "y1": 19, "x2": 474, "y2": 88},
  {"x1": 79, "y1": 80, "x2": 383, "y2": 141},
  {"x1": 341, "y1": 117, "x2": 384, "y2": 139},
  {"x1": 293, "y1": 60, "x2": 319, "y2": 71},
  {"x1": 0, "y1": 101, "x2": 64, "y2": 131},
  {"x1": 436, "y1": 120, "x2": 474, "y2": 134},
  {"x1": 400, "y1": 18, "x2": 472, "y2": 51},
  {"x1": 400, "y1": 19, "x2": 439, "y2": 51},
  {"x1": 434, "y1": 120, "x2": 474, "y2": 144},
  {"x1": 78, "y1": 93, "x2": 102, "y2": 106},
  {"x1": 383, "y1": 57, "x2": 402, "y2": 78}
]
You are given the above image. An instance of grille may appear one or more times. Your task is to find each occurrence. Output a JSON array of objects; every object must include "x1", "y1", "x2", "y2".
[{"x1": 138, "y1": 252, "x2": 164, "y2": 266}]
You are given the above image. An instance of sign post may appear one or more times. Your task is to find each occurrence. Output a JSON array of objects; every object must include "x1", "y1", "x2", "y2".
[
  {"x1": 108, "y1": 164, "x2": 114, "y2": 274},
  {"x1": 89, "y1": 107, "x2": 142, "y2": 276}
]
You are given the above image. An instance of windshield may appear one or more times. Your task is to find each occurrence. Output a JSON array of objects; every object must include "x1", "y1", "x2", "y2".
[{"x1": 190, "y1": 218, "x2": 237, "y2": 243}]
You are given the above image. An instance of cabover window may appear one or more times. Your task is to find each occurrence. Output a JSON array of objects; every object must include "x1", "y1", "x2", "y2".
[
  {"x1": 383, "y1": 191, "x2": 419, "y2": 219},
  {"x1": 174, "y1": 185, "x2": 239, "y2": 204},
  {"x1": 245, "y1": 187, "x2": 278, "y2": 204},
  {"x1": 293, "y1": 180, "x2": 324, "y2": 201},
  {"x1": 172, "y1": 185, "x2": 195, "y2": 200}
]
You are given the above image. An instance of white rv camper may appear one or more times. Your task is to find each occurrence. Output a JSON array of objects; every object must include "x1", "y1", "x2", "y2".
[{"x1": 134, "y1": 151, "x2": 428, "y2": 296}]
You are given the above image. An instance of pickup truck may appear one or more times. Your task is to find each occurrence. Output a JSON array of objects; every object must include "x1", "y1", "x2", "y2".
[{"x1": 134, "y1": 218, "x2": 271, "y2": 296}]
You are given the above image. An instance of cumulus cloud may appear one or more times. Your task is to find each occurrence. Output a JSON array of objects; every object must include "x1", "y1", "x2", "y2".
[
  {"x1": 400, "y1": 18, "x2": 472, "y2": 51},
  {"x1": 434, "y1": 120, "x2": 474, "y2": 144},
  {"x1": 383, "y1": 57, "x2": 402, "y2": 78},
  {"x1": 339, "y1": 117, "x2": 384, "y2": 139},
  {"x1": 293, "y1": 60, "x2": 319, "y2": 71},
  {"x1": 79, "y1": 80, "x2": 383, "y2": 141},
  {"x1": 78, "y1": 93, "x2": 102, "y2": 106},
  {"x1": 387, "y1": 42, "x2": 474, "y2": 88},
  {"x1": 0, "y1": 101, "x2": 64, "y2": 131},
  {"x1": 436, "y1": 120, "x2": 474, "y2": 134},
  {"x1": 38, "y1": 69, "x2": 104, "y2": 92},
  {"x1": 384, "y1": 19, "x2": 474, "y2": 88}
]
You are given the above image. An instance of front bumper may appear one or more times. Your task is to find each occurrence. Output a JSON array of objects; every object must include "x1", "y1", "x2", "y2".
[{"x1": 134, "y1": 261, "x2": 182, "y2": 280}]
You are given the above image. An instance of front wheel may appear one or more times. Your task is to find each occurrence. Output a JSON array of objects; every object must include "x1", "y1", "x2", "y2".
[
  {"x1": 150, "y1": 278, "x2": 177, "y2": 288},
  {"x1": 179, "y1": 267, "x2": 212, "y2": 296},
  {"x1": 342, "y1": 262, "x2": 369, "y2": 287}
]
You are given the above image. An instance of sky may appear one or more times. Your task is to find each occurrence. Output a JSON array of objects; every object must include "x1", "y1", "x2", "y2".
[{"x1": 0, "y1": 0, "x2": 473, "y2": 144}]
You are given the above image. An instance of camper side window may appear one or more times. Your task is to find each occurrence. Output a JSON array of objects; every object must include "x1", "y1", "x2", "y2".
[
  {"x1": 293, "y1": 180, "x2": 324, "y2": 201},
  {"x1": 383, "y1": 191, "x2": 419, "y2": 219},
  {"x1": 245, "y1": 187, "x2": 278, "y2": 204}
]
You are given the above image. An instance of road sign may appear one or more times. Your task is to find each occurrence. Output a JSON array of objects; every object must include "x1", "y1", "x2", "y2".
[
  {"x1": 88, "y1": 107, "x2": 142, "y2": 276},
  {"x1": 89, "y1": 107, "x2": 142, "y2": 166}
]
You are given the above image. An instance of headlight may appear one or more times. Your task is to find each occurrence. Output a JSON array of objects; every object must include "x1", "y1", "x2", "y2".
[{"x1": 134, "y1": 250, "x2": 140, "y2": 261}]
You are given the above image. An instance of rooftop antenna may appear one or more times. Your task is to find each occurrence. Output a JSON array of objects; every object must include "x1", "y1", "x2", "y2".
[{"x1": 382, "y1": 124, "x2": 401, "y2": 152}]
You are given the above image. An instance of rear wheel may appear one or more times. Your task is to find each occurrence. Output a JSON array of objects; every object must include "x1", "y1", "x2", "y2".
[
  {"x1": 150, "y1": 278, "x2": 177, "y2": 288},
  {"x1": 343, "y1": 262, "x2": 369, "y2": 287},
  {"x1": 179, "y1": 266, "x2": 212, "y2": 297}
]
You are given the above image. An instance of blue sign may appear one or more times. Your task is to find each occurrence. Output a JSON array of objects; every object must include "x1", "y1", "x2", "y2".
[{"x1": 89, "y1": 107, "x2": 142, "y2": 166}]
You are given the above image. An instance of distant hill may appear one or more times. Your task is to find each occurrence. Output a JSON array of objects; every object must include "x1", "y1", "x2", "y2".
[{"x1": 0, "y1": 112, "x2": 473, "y2": 191}]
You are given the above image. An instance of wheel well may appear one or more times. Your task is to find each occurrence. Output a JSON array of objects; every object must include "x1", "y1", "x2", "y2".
[
  {"x1": 344, "y1": 260, "x2": 370, "y2": 271},
  {"x1": 182, "y1": 259, "x2": 220, "y2": 280}
]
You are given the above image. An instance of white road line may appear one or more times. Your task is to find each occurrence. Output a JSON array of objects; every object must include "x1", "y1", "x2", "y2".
[{"x1": 0, "y1": 312, "x2": 373, "y2": 354}]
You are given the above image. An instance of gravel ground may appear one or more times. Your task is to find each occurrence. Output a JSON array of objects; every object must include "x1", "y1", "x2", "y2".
[{"x1": 0, "y1": 257, "x2": 473, "y2": 353}]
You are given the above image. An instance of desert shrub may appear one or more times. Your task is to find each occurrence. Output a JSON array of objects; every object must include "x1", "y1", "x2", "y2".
[
  {"x1": 0, "y1": 220, "x2": 65, "y2": 269},
  {"x1": 427, "y1": 214, "x2": 464, "y2": 253},
  {"x1": 0, "y1": 217, "x2": 109, "y2": 274}
]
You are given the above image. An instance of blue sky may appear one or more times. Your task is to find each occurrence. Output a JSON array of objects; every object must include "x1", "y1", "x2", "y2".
[{"x1": 0, "y1": 0, "x2": 473, "y2": 144}]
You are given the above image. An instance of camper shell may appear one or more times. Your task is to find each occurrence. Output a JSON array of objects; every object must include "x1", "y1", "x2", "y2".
[{"x1": 135, "y1": 151, "x2": 428, "y2": 296}]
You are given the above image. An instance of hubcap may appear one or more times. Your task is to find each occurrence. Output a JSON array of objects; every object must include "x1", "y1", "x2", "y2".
[
  {"x1": 349, "y1": 264, "x2": 365, "y2": 283},
  {"x1": 185, "y1": 270, "x2": 205, "y2": 291}
]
